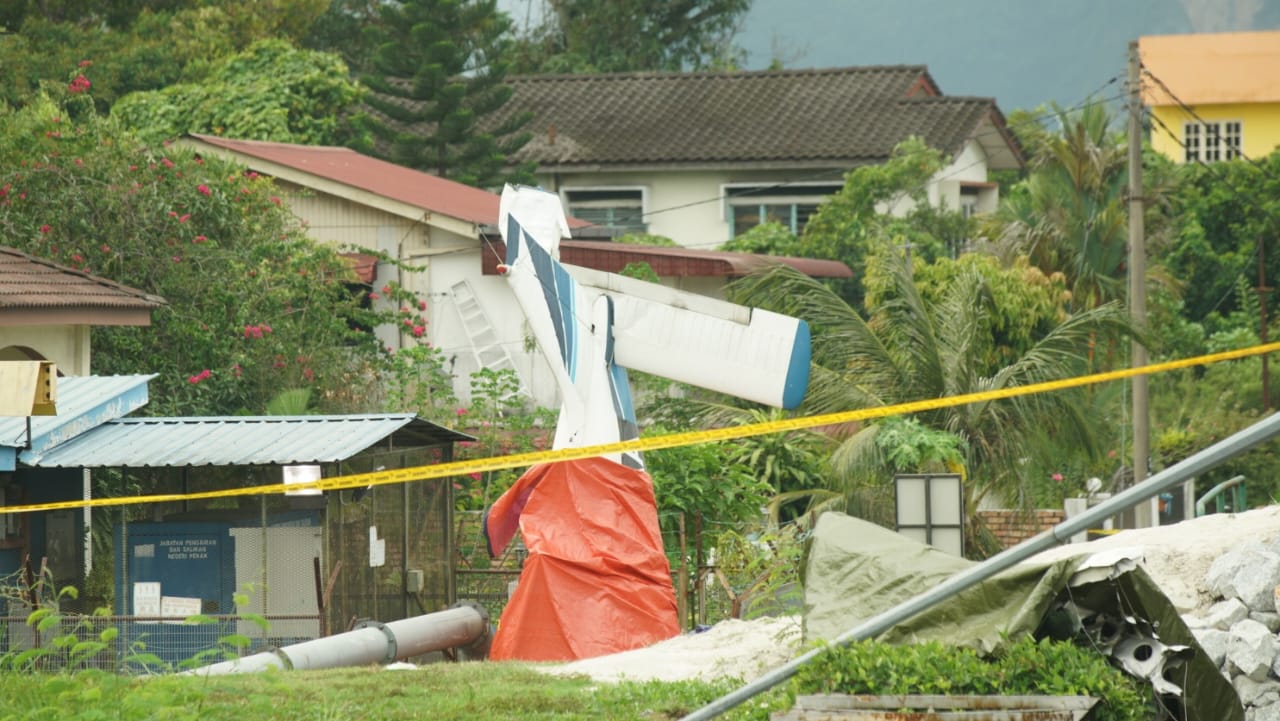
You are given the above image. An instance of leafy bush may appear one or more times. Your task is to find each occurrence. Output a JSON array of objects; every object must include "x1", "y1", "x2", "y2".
[{"x1": 791, "y1": 637, "x2": 1151, "y2": 721}]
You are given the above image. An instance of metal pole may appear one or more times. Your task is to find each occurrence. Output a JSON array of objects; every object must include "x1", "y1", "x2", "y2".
[
  {"x1": 1128, "y1": 39, "x2": 1153, "y2": 527},
  {"x1": 679, "y1": 410, "x2": 1280, "y2": 721}
]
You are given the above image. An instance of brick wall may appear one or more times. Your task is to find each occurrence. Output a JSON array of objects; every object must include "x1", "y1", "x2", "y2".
[{"x1": 976, "y1": 509, "x2": 1066, "y2": 549}]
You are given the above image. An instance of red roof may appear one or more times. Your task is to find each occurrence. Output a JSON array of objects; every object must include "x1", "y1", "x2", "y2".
[
  {"x1": 184, "y1": 134, "x2": 852, "y2": 282},
  {"x1": 481, "y1": 240, "x2": 852, "y2": 279},
  {"x1": 185, "y1": 134, "x2": 502, "y2": 226}
]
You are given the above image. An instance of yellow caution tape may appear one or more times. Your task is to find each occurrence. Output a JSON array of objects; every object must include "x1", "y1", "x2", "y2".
[{"x1": 5, "y1": 341, "x2": 1280, "y2": 515}]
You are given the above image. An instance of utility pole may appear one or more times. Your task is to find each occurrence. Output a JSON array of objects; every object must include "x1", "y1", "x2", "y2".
[{"x1": 1127, "y1": 40, "x2": 1155, "y2": 527}]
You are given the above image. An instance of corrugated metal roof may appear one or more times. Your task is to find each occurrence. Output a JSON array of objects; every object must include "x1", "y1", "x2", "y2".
[
  {"x1": 184, "y1": 134, "x2": 504, "y2": 227},
  {"x1": 23, "y1": 414, "x2": 474, "y2": 468},
  {"x1": 0, "y1": 375, "x2": 155, "y2": 449}
]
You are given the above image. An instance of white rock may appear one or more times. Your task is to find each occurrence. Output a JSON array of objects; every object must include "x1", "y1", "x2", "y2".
[
  {"x1": 1231, "y1": 618, "x2": 1279, "y2": 681},
  {"x1": 1250, "y1": 699, "x2": 1280, "y2": 721},
  {"x1": 1253, "y1": 612, "x2": 1280, "y2": 633},
  {"x1": 1208, "y1": 545, "x2": 1280, "y2": 612},
  {"x1": 1205, "y1": 598, "x2": 1253, "y2": 629},
  {"x1": 1192, "y1": 627, "x2": 1232, "y2": 668},
  {"x1": 1235, "y1": 675, "x2": 1280, "y2": 705}
]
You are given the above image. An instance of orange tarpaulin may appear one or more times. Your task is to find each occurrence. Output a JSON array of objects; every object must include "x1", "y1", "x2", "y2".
[{"x1": 484, "y1": 456, "x2": 679, "y2": 661}]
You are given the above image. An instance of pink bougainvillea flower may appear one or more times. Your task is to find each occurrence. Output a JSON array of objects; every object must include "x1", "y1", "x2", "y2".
[
  {"x1": 39, "y1": 224, "x2": 50, "y2": 234},
  {"x1": 178, "y1": 214, "x2": 190, "y2": 223},
  {"x1": 302, "y1": 368, "x2": 315, "y2": 382},
  {"x1": 270, "y1": 196, "x2": 281, "y2": 206},
  {"x1": 161, "y1": 158, "x2": 174, "y2": 169},
  {"x1": 382, "y1": 285, "x2": 392, "y2": 294},
  {"x1": 1051, "y1": 473, "x2": 1064, "y2": 482},
  {"x1": 172, "y1": 256, "x2": 181, "y2": 263},
  {"x1": 78, "y1": 59, "x2": 92, "y2": 68},
  {"x1": 402, "y1": 318, "x2": 412, "y2": 326},
  {"x1": 261, "y1": 324, "x2": 272, "y2": 334},
  {"x1": 468, "y1": 472, "x2": 482, "y2": 481},
  {"x1": 67, "y1": 75, "x2": 91, "y2": 94},
  {"x1": 412, "y1": 325, "x2": 425, "y2": 337},
  {"x1": 367, "y1": 292, "x2": 380, "y2": 301},
  {"x1": 455, "y1": 408, "x2": 467, "y2": 417},
  {"x1": 71, "y1": 254, "x2": 82, "y2": 263},
  {"x1": 193, "y1": 235, "x2": 207, "y2": 243},
  {"x1": 196, "y1": 184, "x2": 211, "y2": 196},
  {"x1": 187, "y1": 369, "x2": 211, "y2": 384},
  {"x1": 418, "y1": 300, "x2": 427, "y2": 310}
]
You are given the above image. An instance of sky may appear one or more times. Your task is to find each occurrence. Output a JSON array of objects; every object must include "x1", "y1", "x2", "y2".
[{"x1": 736, "y1": 0, "x2": 1280, "y2": 113}]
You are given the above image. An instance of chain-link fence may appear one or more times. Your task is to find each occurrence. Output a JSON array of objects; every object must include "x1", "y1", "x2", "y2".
[{"x1": 0, "y1": 447, "x2": 460, "y2": 670}]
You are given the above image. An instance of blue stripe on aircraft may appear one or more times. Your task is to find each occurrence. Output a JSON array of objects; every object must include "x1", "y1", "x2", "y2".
[
  {"x1": 520, "y1": 224, "x2": 576, "y2": 378},
  {"x1": 780, "y1": 319, "x2": 812, "y2": 410}
]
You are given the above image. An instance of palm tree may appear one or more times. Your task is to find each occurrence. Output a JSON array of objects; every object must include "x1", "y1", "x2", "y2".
[
  {"x1": 987, "y1": 102, "x2": 1129, "y2": 312},
  {"x1": 727, "y1": 250, "x2": 1135, "y2": 533}
]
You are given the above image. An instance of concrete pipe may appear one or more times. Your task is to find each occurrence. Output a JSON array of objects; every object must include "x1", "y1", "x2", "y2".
[{"x1": 184, "y1": 601, "x2": 490, "y2": 676}]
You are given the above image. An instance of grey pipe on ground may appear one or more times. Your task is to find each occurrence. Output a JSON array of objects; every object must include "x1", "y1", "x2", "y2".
[{"x1": 183, "y1": 601, "x2": 490, "y2": 676}]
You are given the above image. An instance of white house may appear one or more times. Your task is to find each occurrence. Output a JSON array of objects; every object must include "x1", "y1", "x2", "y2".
[
  {"x1": 491, "y1": 65, "x2": 1024, "y2": 248},
  {"x1": 177, "y1": 135, "x2": 851, "y2": 407}
]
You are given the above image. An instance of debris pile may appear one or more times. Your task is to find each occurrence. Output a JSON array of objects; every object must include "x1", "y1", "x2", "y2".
[{"x1": 1184, "y1": 539, "x2": 1280, "y2": 721}]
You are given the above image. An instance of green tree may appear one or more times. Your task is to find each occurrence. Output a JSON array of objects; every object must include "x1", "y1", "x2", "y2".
[
  {"x1": 732, "y1": 138, "x2": 946, "y2": 310},
  {"x1": 985, "y1": 102, "x2": 1128, "y2": 311},
  {"x1": 358, "y1": 0, "x2": 533, "y2": 188},
  {"x1": 0, "y1": 90, "x2": 425, "y2": 416},
  {"x1": 112, "y1": 39, "x2": 364, "y2": 146},
  {"x1": 727, "y1": 249, "x2": 1135, "y2": 531},
  {"x1": 1, "y1": 3, "x2": 330, "y2": 112},
  {"x1": 510, "y1": 0, "x2": 749, "y2": 73},
  {"x1": 1160, "y1": 149, "x2": 1280, "y2": 336}
]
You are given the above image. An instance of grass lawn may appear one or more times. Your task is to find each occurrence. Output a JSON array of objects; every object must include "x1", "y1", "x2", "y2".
[{"x1": 0, "y1": 661, "x2": 789, "y2": 721}]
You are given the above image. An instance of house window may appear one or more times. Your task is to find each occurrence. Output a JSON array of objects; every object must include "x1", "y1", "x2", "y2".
[
  {"x1": 1185, "y1": 121, "x2": 1242, "y2": 162},
  {"x1": 725, "y1": 183, "x2": 844, "y2": 237},
  {"x1": 563, "y1": 188, "x2": 647, "y2": 234}
]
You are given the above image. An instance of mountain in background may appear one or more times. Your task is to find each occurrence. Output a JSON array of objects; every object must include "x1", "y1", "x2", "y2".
[{"x1": 737, "y1": 0, "x2": 1280, "y2": 113}]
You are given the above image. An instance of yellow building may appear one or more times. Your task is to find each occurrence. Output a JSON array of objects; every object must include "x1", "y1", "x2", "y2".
[{"x1": 1140, "y1": 30, "x2": 1280, "y2": 162}]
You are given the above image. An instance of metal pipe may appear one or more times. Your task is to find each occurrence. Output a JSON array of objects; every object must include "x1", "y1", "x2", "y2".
[
  {"x1": 680, "y1": 410, "x2": 1280, "y2": 721},
  {"x1": 184, "y1": 602, "x2": 489, "y2": 676}
]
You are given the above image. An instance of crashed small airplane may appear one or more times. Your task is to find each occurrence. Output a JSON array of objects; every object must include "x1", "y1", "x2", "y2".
[{"x1": 483, "y1": 185, "x2": 811, "y2": 661}]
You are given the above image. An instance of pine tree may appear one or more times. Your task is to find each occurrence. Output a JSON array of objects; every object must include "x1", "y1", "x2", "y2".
[{"x1": 359, "y1": 0, "x2": 532, "y2": 188}]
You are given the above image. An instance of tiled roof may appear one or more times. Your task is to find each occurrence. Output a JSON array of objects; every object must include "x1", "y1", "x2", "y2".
[
  {"x1": 184, "y1": 134, "x2": 503, "y2": 226},
  {"x1": 487, "y1": 66, "x2": 1021, "y2": 169},
  {"x1": 0, "y1": 246, "x2": 166, "y2": 315}
]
